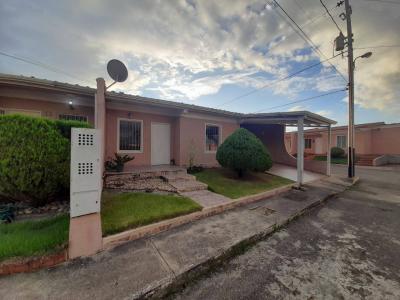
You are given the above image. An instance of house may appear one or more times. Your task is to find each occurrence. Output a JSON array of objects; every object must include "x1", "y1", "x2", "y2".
[
  {"x1": 0, "y1": 74, "x2": 337, "y2": 184},
  {"x1": 285, "y1": 122, "x2": 400, "y2": 165}
]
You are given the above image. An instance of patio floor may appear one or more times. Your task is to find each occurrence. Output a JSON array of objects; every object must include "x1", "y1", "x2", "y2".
[{"x1": 267, "y1": 163, "x2": 325, "y2": 183}]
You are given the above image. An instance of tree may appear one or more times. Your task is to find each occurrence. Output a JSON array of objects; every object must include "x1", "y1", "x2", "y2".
[{"x1": 216, "y1": 128, "x2": 272, "y2": 177}]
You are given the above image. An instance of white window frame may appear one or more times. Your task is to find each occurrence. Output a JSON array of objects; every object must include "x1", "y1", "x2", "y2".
[
  {"x1": 205, "y1": 123, "x2": 222, "y2": 153},
  {"x1": 59, "y1": 114, "x2": 88, "y2": 122},
  {"x1": 0, "y1": 107, "x2": 42, "y2": 117},
  {"x1": 304, "y1": 138, "x2": 312, "y2": 149},
  {"x1": 117, "y1": 118, "x2": 144, "y2": 153},
  {"x1": 336, "y1": 135, "x2": 347, "y2": 148}
]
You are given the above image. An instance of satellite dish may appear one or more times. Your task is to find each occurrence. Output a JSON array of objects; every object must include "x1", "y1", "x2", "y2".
[{"x1": 107, "y1": 59, "x2": 128, "y2": 83}]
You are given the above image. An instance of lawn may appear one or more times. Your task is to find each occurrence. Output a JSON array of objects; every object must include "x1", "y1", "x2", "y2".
[
  {"x1": 101, "y1": 192, "x2": 202, "y2": 236},
  {"x1": 194, "y1": 168, "x2": 293, "y2": 199},
  {"x1": 0, "y1": 192, "x2": 202, "y2": 261},
  {"x1": 0, "y1": 214, "x2": 69, "y2": 262},
  {"x1": 313, "y1": 155, "x2": 347, "y2": 164}
]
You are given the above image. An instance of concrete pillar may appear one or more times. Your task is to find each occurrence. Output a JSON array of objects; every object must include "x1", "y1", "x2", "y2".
[
  {"x1": 95, "y1": 77, "x2": 106, "y2": 176},
  {"x1": 327, "y1": 125, "x2": 331, "y2": 176},
  {"x1": 297, "y1": 118, "x2": 304, "y2": 186}
]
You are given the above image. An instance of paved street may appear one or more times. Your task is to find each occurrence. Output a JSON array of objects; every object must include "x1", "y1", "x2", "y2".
[{"x1": 174, "y1": 166, "x2": 400, "y2": 299}]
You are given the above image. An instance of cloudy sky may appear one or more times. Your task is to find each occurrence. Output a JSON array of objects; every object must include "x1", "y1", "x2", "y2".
[{"x1": 1, "y1": 0, "x2": 399, "y2": 126}]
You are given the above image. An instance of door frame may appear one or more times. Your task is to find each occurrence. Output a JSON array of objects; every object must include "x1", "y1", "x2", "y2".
[{"x1": 151, "y1": 122, "x2": 171, "y2": 165}]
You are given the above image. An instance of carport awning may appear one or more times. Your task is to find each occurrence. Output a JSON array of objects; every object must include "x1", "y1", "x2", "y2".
[{"x1": 240, "y1": 111, "x2": 337, "y2": 127}]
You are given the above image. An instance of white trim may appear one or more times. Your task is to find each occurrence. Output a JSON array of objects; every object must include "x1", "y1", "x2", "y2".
[
  {"x1": 205, "y1": 123, "x2": 222, "y2": 153},
  {"x1": 0, "y1": 107, "x2": 42, "y2": 116},
  {"x1": 117, "y1": 118, "x2": 144, "y2": 154},
  {"x1": 181, "y1": 112, "x2": 239, "y2": 124}
]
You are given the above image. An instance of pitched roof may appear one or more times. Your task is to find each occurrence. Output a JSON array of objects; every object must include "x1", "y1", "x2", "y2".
[{"x1": 0, "y1": 73, "x2": 336, "y2": 125}]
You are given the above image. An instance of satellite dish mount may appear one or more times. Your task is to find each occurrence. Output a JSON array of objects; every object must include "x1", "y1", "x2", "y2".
[{"x1": 106, "y1": 59, "x2": 128, "y2": 89}]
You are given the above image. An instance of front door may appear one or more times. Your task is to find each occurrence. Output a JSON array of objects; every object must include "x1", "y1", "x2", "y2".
[
  {"x1": 315, "y1": 137, "x2": 323, "y2": 154},
  {"x1": 151, "y1": 123, "x2": 171, "y2": 165}
]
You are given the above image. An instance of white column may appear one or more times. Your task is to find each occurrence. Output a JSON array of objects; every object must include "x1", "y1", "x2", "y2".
[
  {"x1": 95, "y1": 78, "x2": 106, "y2": 178},
  {"x1": 297, "y1": 118, "x2": 304, "y2": 186},
  {"x1": 327, "y1": 125, "x2": 331, "y2": 176}
]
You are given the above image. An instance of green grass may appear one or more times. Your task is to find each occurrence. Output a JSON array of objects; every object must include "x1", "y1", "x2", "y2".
[
  {"x1": 101, "y1": 192, "x2": 202, "y2": 236},
  {"x1": 313, "y1": 155, "x2": 347, "y2": 164},
  {"x1": 194, "y1": 168, "x2": 293, "y2": 199},
  {"x1": 0, "y1": 214, "x2": 69, "y2": 262}
]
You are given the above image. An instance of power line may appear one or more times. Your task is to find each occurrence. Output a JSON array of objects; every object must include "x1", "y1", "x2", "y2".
[
  {"x1": 253, "y1": 88, "x2": 347, "y2": 113},
  {"x1": 319, "y1": 0, "x2": 343, "y2": 33},
  {"x1": 216, "y1": 52, "x2": 345, "y2": 108},
  {"x1": 354, "y1": 44, "x2": 400, "y2": 49},
  {"x1": 0, "y1": 50, "x2": 90, "y2": 85},
  {"x1": 361, "y1": 0, "x2": 400, "y2": 4},
  {"x1": 272, "y1": 0, "x2": 347, "y2": 82}
]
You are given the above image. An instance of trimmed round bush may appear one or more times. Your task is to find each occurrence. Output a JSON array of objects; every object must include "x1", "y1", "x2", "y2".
[
  {"x1": 331, "y1": 146, "x2": 345, "y2": 158},
  {"x1": 216, "y1": 128, "x2": 272, "y2": 177},
  {"x1": 0, "y1": 115, "x2": 77, "y2": 206}
]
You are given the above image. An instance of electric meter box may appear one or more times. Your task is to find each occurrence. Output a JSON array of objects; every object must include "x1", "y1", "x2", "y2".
[{"x1": 70, "y1": 128, "x2": 102, "y2": 217}]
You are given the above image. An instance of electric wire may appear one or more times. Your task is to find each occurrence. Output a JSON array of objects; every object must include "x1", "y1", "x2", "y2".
[
  {"x1": 319, "y1": 0, "x2": 343, "y2": 33},
  {"x1": 253, "y1": 88, "x2": 347, "y2": 113}
]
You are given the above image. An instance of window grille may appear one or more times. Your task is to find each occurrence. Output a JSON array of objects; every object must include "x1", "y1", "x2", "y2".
[
  {"x1": 206, "y1": 125, "x2": 220, "y2": 151},
  {"x1": 59, "y1": 114, "x2": 88, "y2": 122},
  {"x1": 304, "y1": 138, "x2": 312, "y2": 149},
  {"x1": 337, "y1": 135, "x2": 347, "y2": 148},
  {"x1": 119, "y1": 119, "x2": 142, "y2": 151}
]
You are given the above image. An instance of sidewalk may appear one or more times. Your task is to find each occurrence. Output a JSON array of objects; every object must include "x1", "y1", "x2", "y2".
[{"x1": 0, "y1": 176, "x2": 355, "y2": 300}]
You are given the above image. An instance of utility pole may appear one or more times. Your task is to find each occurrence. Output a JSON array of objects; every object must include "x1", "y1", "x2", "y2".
[{"x1": 344, "y1": 0, "x2": 355, "y2": 178}]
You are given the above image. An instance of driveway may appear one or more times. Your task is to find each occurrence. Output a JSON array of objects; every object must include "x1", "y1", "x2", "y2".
[{"x1": 174, "y1": 166, "x2": 400, "y2": 299}]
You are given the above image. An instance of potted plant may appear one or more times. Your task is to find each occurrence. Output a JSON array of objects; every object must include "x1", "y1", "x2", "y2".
[{"x1": 105, "y1": 153, "x2": 134, "y2": 172}]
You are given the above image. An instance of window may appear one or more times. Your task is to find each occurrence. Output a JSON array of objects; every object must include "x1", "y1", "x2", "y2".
[
  {"x1": 205, "y1": 124, "x2": 220, "y2": 152},
  {"x1": 0, "y1": 109, "x2": 4, "y2": 115},
  {"x1": 118, "y1": 119, "x2": 143, "y2": 152},
  {"x1": 304, "y1": 138, "x2": 312, "y2": 149},
  {"x1": 59, "y1": 114, "x2": 88, "y2": 122},
  {"x1": 337, "y1": 135, "x2": 347, "y2": 148}
]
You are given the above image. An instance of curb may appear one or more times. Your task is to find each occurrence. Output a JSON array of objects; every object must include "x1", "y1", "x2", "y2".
[
  {"x1": 134, "y1": 180, "x2": 356, "y2": 299},
  {"x1": 103, "y1": 183, "x2": 295, "y2": 250},
  {"x1": 0, "y1": 250, "x2": 67, "y2": 276}
]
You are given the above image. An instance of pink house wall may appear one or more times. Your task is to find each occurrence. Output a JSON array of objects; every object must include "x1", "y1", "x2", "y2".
[
  {"x1": 177, "y1": 116, "x2": 239, "y2": 167},
  {"x1": 105, "y1": 109, "x2": 178, "y2": 167},
  {"x1": 286, "y1": 125, "x2": 400, "y2": 155},
  {"x1": 0, "y1": 97, "x2": 95, "y2": 124}
]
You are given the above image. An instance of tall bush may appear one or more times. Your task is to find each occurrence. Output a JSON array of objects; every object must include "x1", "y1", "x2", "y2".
[
  {"x1": 216, "y1": 128, "x2": 272, "y2": 177},
  {"x1": 0, "y1": 115, "x2": 88, "y2": 206},
  {"x1": 331, "y1": 146, "x2": 345, "y2": 158}
]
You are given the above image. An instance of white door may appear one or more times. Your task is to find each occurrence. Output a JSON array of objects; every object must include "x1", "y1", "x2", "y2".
[
  {"x1": 151, "y1": 123, "x2": 171, "y2": 165},
  {"x1": 315, "y1": 138, "x2": 323, "y2": 154}
]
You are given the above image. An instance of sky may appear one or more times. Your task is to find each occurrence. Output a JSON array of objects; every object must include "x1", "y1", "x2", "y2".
[{"x1": 0, "y1": 0, "x2": 399, "y2": 127}]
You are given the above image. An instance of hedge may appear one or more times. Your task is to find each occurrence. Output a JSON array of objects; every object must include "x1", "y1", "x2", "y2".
[
  {"x1": 216, "y1": 128, "x2": 272, "y2": 177},
  {"x1": 331, "y1": 146, "x2": 345, "y2": 158},
  {"x1": 0, "y1": 114, "x2": 89, "y2": 206}
]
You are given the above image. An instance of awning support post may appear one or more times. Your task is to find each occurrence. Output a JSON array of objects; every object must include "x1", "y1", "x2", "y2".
[
  {"x1": 297, "y1": 117, "x2": 304, "y2": 186},
  {"x1": 327, "y1": 124, "x2": 331, "y2": 176}
]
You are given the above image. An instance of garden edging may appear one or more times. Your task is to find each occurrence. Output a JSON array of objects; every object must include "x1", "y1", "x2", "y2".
[
  {"x1": 0, "y1": 250, "x2": 67, "y2": 276},
  {"x1": 103, "y1": 183, "x2": 296, "y2": 250}
]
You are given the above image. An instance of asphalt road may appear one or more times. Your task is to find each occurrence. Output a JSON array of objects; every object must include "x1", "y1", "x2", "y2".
[{"x1": 173, "y1": 165, "x2": 400, "y2": 300}]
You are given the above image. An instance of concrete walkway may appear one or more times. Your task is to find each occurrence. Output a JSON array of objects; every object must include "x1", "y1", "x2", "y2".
[
  {"x1": 180, "y1": 190, "x2": 231, "y2": 207},
  {"x1": 0, "y1": 176, "x2": 354, "y2": 300},
  {"x1": 267, "y1": 163, "x2": 324, "y2": 183}
]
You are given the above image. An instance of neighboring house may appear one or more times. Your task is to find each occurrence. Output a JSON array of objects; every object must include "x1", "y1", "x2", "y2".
[
  {"x1": 285, "y1": 122, "x2": 400, "y2": 165},
  {"x1": 0, "y1": 74, "x2": 336, "y2": 183}
]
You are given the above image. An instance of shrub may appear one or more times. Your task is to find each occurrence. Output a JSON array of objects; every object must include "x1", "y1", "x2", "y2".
[
  {"x1": 0, "y1": 115, "x2": 89, "y2": 206},
  {"x1": 331, "y1": 146, "x2": 345, "y2": 158},
  {"x1": 52, "y1": 119, "x2": 91, "y2": 140},
  {"x1": 216, "y1": 128, "x2": 272, "y2": 177}
]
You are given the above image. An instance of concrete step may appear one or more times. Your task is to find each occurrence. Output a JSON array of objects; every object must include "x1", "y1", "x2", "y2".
[
  {"x1": 169, "y1": 179, "x2": 208, "y2": 192},
  {"x1": 161, "y1": 173, "x2": 196, "y2": 182}
]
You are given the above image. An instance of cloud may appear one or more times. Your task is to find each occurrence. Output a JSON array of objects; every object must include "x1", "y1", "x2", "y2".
[{"x1": 0, "y1": 0, "x2": 398, "y2": 116}]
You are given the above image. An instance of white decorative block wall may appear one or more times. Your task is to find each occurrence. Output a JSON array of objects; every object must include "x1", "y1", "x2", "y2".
[{"x1": 70, "y1": 128, "x2": 101, "y2": 217}]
